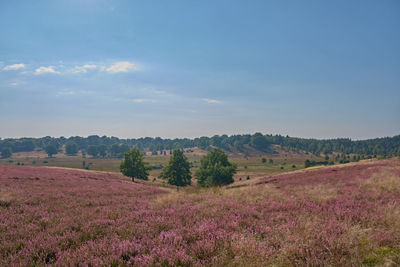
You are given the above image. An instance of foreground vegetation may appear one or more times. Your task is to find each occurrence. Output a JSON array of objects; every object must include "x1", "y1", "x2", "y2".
[{"x1": 1, "y1": 159, "x2": 399, "y2": 265}]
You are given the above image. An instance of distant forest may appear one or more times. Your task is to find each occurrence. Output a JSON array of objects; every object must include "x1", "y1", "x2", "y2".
[{"x1": 1, "y1": 133, "x2": 399, "y2": 158}]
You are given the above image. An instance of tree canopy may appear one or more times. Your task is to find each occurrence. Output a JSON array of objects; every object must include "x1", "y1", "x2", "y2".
[
  {"x1": 250, "y1": 132, "x2": 270, "y2": 151},
  {"x1": 120, "y1": 148, "x2": 149, "y2": 182},
  {"x1": 65, "y1": 141, "x2": 78, "y2": 155},
  {"x1": 1, "y1": 134, "x2": 399, "y2": 158},
  {"x1": 195, "y1": 148, "x2": 237, "y2": 187},
  {"x1": 45, "y1": 144, "x2": 57, "y2": 157},
  {"x1": 1, "y1": 147, "x2": 12, "y2": 159},
  {"x1": 160, "y1": 149, "x2": 191, "y2": 187}
]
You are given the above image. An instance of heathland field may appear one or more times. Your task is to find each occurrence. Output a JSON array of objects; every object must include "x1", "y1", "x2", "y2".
[
  {"x1": 0, "y1": 150, "x2": 311, "y2": 182},
  {"x1": 1, "y1": 158, "x2": 399, "y2": 266}
]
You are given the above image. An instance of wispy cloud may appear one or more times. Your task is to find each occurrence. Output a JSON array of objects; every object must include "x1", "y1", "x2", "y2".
[
  {"x1": 203, "y1": 98, "x2": 222, "y2": 104},
  {"x1": 103, "y1": 61, "x2": 137, "y2": 73},
  {"x1": 35, "y1": 66, "x2": 60, "y2": 75},
  {"x1": 131, "y1": 98, "x2": 157, "y2": 103},
  {"x1": 3, "y1": 63, "x2": 25, "y2": 71},
  {"x1": 57, "y1": 89, "x2": 92, "y2": 96},
  {"x1": 72, "y1": 64, "x2": 97, "y2": 73}
]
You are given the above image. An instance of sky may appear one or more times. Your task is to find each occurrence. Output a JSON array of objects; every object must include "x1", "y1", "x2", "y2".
[{"x1": 0, "y1": 0, "x2": 399, "y2": 140}]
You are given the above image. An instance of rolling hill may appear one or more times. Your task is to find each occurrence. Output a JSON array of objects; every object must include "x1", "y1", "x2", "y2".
[{"x1": 1, "y1": 159, "x2": 399, "y2": 265}]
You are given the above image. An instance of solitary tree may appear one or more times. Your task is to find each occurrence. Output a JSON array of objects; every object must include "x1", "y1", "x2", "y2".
[
  {"x1": 1, "y1": 147, "x2": 12, "y2": 158},
  {"x1": 160, "y1": 149, "x2": 191, "y2": 188},
  {"x1": 120, "y1": 148, "x2": 149, "y2": 182},
  {"x1": 65, "y1": 141, "x2": 78, "y2": 155},
  {"x1": 195, "y1": 148, "x2": 237, "y2": 187},
  {"x1": 45, "y1": 144, "x2": 57, "y2": 157}
]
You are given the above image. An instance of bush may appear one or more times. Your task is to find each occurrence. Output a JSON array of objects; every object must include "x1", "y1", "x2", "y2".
[{"x1": 305, "y1": 159, "x2": 330, "y2": 168}]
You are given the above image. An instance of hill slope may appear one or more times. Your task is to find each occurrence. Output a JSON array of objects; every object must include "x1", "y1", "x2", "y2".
[{"x1": 1, "y1": 159, "x2": 399, "y2": 265}]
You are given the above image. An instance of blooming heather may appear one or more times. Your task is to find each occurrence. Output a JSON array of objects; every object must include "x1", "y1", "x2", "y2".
[{"x1": 0, "y1": 159, "x2": 400, "y2": 266}]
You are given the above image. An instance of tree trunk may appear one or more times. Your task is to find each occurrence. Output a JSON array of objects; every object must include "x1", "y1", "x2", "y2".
[{"x1": 132, "y1": 177, "x2": 134, "y2": 183}]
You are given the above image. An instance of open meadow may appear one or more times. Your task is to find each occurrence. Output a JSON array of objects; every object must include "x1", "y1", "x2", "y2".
[
  {"x1": 0, "y1": 150, "x2": 312, "y2": 182},
  {"x1": 1, "y1": 158, "x2": 399, "y2": 266}
]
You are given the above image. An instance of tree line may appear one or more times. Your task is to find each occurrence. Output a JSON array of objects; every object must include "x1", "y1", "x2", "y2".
[{"x1": 1, "y1": 133, "x2": 400, "y2": 159}]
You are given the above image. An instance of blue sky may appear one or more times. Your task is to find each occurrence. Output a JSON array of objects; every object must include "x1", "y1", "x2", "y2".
[{"x1": 0, "y1": 0, "x2": 399, "y2": 139}]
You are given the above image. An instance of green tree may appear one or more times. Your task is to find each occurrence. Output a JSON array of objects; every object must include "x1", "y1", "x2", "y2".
[
  {"x1": 305, "y1": 159, "x2": 311, "y2": 168},
  {"x1": 120, "y1": 148, "x2": 149, "y2": 182},
  {"x1": 160, "y1": 149, "x2": 191, "y2": 188},
  {"x1": 250, "y1": 132, "x2": 270, "y2": 151},
  {"x1": 65, "y1": 141, "x2": 78, "y2": 155},
  {"x1": 87, "y1": 145, "x2": 98, "y2": 158},
  {"x1": 261, "y1": 158, "x2": 267, "y2": 163},
  {"x1": 98, "y1": 144, "x2": 107, "y2": 158},
  {"x1": 45, "y1": 144, "x2": 57, "y2": 157},
  {"x1": 195, "y1": 148, "x2": 237, "y2": 187},
  {"x1": 1, "y1": 147, "x2": 12, "y2": 158}
]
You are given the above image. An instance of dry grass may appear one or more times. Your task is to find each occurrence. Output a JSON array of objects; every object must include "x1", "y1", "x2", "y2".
[
  {"x1": 380, "y1": 203, "x2": 400, "y2": 236},
  {"x1": 295, "y1": 184, "x2": 338, "y2": 202},
  {"x1": 153, "y1": 182, "x2": 285, "y2": 207},
  {"x1": 221, "y1": 183, "x2": 285, "y2": 203},
  {"x1": 0, "y1": 189, "x2": 15, "y2": 208},
  {"x1": 363, "y1": 167, "x2": 400, "y2": 193}
]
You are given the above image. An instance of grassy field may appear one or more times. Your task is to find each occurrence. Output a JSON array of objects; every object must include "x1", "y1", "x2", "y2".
[{"x1": 0, "y1": 150, "x2": 317, "y2": 181}]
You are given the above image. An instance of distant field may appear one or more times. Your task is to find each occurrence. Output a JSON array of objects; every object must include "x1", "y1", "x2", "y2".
[
  {"x1": 1, "y1": 159, "x2": 399, "y2": 265},
  {"x1": 0, "y1": 150, "x2": 318, "y2": 180}
]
